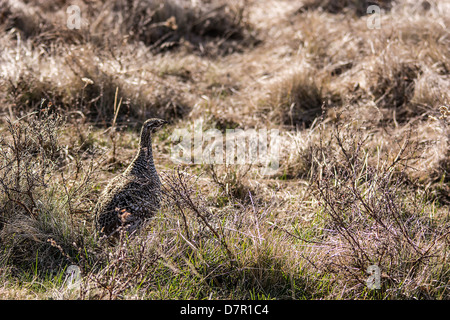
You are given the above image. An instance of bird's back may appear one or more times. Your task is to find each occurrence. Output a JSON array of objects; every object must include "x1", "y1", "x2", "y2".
[{"x1": 95, "y1": 172, "x2": 161, "y2": 237}]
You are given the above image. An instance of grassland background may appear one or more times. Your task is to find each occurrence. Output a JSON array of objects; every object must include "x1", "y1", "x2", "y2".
[{"x1": 0, "y1": 0, "x2": 449, "y2": 299}]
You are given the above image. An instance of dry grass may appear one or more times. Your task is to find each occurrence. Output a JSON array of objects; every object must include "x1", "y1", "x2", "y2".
[
  {"x1": 0, "y1": 0, "x2": 449, "y2": 300},
  {"x1": 300, "y1": 0, "x2": 394, "y2": 16}
]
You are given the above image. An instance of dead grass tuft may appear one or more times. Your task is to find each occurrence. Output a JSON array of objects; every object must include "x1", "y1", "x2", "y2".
[
  {"x1": 258, "y1": 66, "x2": 333, "y2": 128},
  {"x1": 369, "y1": 60, "x2": 421, "y2": 117},
  {"x1": 2, "y1": 0, "x2": 256, "y2": 55},
  {"x1": 300, "y1": 0, "x2": 394, "y2": 16}
]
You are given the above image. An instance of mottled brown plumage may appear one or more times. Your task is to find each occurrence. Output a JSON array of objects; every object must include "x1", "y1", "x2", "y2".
[{"x1": 94, "y1": 118, "x2": 167, "y2": 239}]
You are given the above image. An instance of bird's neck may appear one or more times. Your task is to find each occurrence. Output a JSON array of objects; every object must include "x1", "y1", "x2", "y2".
[{"x1": 126, "y1": 129, "x2": 157, "y2": 177}]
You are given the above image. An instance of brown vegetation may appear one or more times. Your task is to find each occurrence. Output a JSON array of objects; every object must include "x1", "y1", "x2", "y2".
[{"x1": 0, "y1": 0, "x2": 449, "y2": 299}]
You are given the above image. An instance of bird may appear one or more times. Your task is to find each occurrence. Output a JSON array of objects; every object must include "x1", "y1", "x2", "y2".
[{"x1": 94, "y1": 118, "x2": 168, "y2": 240}]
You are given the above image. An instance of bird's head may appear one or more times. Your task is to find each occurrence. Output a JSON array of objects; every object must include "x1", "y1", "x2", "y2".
[
  {"x1": 139, "y1": 118, "x2": 168, "y2": 149},
  {"x1": 142, "y1": 118, "x2": 168, "y2": 134}
]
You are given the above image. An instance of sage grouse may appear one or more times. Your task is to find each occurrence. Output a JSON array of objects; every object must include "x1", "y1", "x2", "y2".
[{"x1": 95, "y1": 118, "x2": 167, "y2": 239}]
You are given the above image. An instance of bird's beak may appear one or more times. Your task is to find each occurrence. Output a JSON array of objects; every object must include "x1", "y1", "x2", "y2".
[{"x1": 154, "y1": 120, "x2": 168, "y2": 132}]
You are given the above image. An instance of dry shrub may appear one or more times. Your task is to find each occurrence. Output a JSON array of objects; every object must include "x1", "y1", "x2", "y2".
[
  {"x1": 161, "y1": 167, "x2": 235, "y2": 263},
  {"x1": 0, "y1": 106, "x2": 97, "y2": 272},
  {"x1": 309, "y1": 121, "x2": 450, "y2": 298},
  {"x1": 160, "y1": 167, "x2": 314, "y2": 298},
  {"x1": 81, "y1": 236, "x2": 160, "y2": 300},
  {"x1": 0, "y1": 105, "x2": 64, "y2": 220}
]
